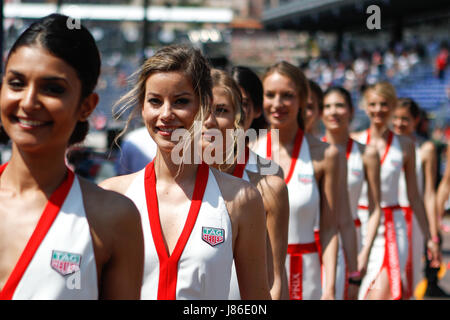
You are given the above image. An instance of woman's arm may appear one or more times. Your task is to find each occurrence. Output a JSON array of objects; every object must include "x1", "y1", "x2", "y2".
[
  {"x1": 319, "y1": 144, "x2": 340, "y2": 300},
  {"x1": 334, "y1": 148, "x2": 359, "y2": 299},
  {"x1": 358, "y1": 144, "x2": 382, "y2": 276},
  {"x1": 402, "y1": 136, "x2": 440, "y2": 266},
  {"x1": 421, "y1": 141, "x2": 439, "y2": 237},
  {"x1": 257, "y1": 174, "x2": 290, "y2": 300},
  {"x1": 233, "y1": 183, "x2": 272, "y2": 300}
]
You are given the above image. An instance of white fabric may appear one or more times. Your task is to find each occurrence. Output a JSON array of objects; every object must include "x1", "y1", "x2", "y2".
[
  {"x1": 126, "y1": 167, "x2": 233, "y2": 300},
  {"x1": 13, "y1": 176, "x2": 98, "y2": 300}
]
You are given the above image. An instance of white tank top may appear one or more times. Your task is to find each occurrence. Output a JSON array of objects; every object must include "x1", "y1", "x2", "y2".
[
  {"x1": 0, "y1": 169, "x2": 98, "y2": 300},
  {"x1": 398, "y1": 142, "x2": 423, "y2": 206},
  {"x1": 357, "y1": 130, "x2": 403, "y2": 207},
  {"x1": 253, "y1": 131, "x2": 319, "y2": 244},
  {"x1": 125, "y1": 163, "x2": 233, "y2": 300}
]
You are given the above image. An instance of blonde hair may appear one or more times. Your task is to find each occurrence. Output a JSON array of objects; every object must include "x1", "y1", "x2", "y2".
[
  {"x1": 361, "y1": 81, "x2": 398, "y2": 110},
  {"x1": 210, "y1": 68, "x2": 244, "y2": 171},
  {"x1": 113, "y1": 45, "x2": 213, "y2": 147}
]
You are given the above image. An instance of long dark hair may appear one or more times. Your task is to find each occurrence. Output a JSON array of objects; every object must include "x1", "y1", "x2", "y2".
[{"x1": 5, "y1": 13, "x2": 101, "y2": 145}]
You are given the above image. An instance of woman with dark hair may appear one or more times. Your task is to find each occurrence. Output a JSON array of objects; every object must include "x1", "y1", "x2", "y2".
[
  {"x1": 304, "y1": 80, "x2": 323, "y2": 137},
  {"x1": 352, "y1": 82, "x2": 439, "y2": 300},
  {"x1": 321, "y1": 86, "x2": 382, "y2": 299},
  {"x1": 252, "y1": 61, "x2": 340, "y2": 300},
  {"x1": 100, "y1": 46, "x2": 271, "y2": 300},
  {"x1": 231, "y1": 66, "x2": 267, "y2": 131},
  {"x1": 0, "y1": 14, "x2": 144, "y2": 299},
  {"x1": 392, "y1": 97, "x2": 443, "y2": 298}
]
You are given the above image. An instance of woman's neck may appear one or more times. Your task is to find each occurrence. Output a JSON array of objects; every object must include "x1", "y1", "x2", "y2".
[
  {"x1": 369, "y1": 123, "x2": 390, "y2": 140},
  {"x1": 271, "y1": 120, "x2": 300, "y2": 147},
  {"x1": 153, "y1": 149, "x2": 199, "y2": 184},
  {"x1": 1, "y1": 145, "x2": 68, "y2": 196},
  {"x1": 325, "y1": 127, "x2": 350, "y2": 146}
]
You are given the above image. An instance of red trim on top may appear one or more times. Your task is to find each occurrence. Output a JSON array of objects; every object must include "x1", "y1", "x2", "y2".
[
  {"x1": 401, "y1": 206, "x2": 414, "y2": 299},
  {"x1": 144, "y1": 161, "x2": 209, "y2": 300},
  {"x1": 287, "y1": 242, "x2": 319, "y2": 300},
  {"x1": 322, "y1": 136, "x2": 354, "y2": 160},
  {"x1": 0, "y1": 164, "x2": 75, "y2": 300},
  {"x1": 232, "y1": 146, "x2": 250, "y2": 179},
  {"x1": 366, "y1": 129, "x2": 394, "y2": 166},
  {"x1": 267, "y1": 129, "x2": 304, "y2": 184}
]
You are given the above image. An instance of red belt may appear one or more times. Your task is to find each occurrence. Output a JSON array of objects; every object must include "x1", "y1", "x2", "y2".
[
  {"x1": 361, "y1": 204, "x2": 403, "y2": 300},
  {"x1": 401, "y1": 206, "x2": 413, "y2": 299},
  {"x1": 287, "y1": 242, "x2": 318, "y2": 300}
]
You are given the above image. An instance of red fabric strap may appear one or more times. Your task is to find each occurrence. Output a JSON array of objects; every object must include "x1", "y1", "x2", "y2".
[
  {"x1": 401, "y1": 206, "x2": 414, "y2": 299},
  {"x1": 145, "y1": 161, "x2": 209, "y2": 300},
  {"x1": 287, "y1": 242, "x2": 318, "y2": 300},
  {"x1": 0, "y1": 164, "x2": 75, "y2": 300},
  {"x1": 267, "y1": 128, "x2": 304, "y2": 184},
  {"x1": 366, "y1": 129, "x2": 394, "y2": 166}
]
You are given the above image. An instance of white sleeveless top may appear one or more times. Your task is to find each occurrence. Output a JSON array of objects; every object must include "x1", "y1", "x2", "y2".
[
  {"x1": 253, "y1": 132, "x2": 319, "y2": 244},
  {"x1": 357, "y1": 131, "x2": 403, "y2": 207},
  {"x1": 6, "y1": 176, "x2": 98, "y2": 300},
  {"x1": 125, "y1": 166, "x2": 233, "y2": 300},
  {"x1": 398, "y1": 142, "x2": 423, "y2": 206}
]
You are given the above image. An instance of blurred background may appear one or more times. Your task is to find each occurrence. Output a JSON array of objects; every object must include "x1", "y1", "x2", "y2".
[{"x1": 0, "y1": 0, "x2": 448, "y2": 183}]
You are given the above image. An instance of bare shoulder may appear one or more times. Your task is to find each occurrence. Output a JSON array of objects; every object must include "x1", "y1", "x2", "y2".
[
  {"x1": 397, "y1": 134, "x2": 415, "y2": 154},
  {"x1": 79, "y1": 177, "x2": 142, "y2": 241},
  {"x1": 99, "y1": 171, "x2": 142, "y2": 194},
  {"x1": 211, "y1": 168, "x2": 264, "y2": 220},
  {"x1": 306, "y1": 133, "x2": 328, "y2": 160},
  {"x1": 350, "y1": 130, "x2": 366, "y2": 142},
  {"x1": 255, "y1": 153, "x2": 284, "y2": 180},
  {"x1": 420, "y1": 140, "x2": 437, "y2": 155}
]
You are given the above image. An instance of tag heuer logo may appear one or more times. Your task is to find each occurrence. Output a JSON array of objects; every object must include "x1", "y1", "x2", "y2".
[
  {"x1": 298, "y1": 173, "x2": 313, "y2": 183},
  {"x1": 51, "y1": 250, "x2": 81, "y2": 276},
  {"x1": 202, "y1": 227, "x2": 225, "y2": 247}
]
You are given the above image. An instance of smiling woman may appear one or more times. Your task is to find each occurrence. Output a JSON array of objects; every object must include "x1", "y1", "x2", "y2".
[
  {"x1": 100, "y1": 45, "x2": 271, "y2": 300},
  {"x1": 0, "y1": 13, "x2": 145, "y2": 300}
]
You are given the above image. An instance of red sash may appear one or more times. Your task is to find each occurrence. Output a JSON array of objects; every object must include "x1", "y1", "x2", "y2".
[
  {"x1": 0, "y1": 163, "x2": 75, "y2": 300},
  {"x1": 321, "y1": 136, "x2": 354, "y2": 160},
  {"x1": 144, "y1": 161, "x2": 209, "y2": 300},
  {"x1": 287, "y1": 242, "x2": 318, "y2": 300},
  {"x1": 401, "y1": 206, "x2": 414, "y2": 299},
  {"x1": 266, "y1": 128, "x2": 303, "y2": 184},
  {"x1": 359, "y1": 204, "x2": 403, "y2": 300}
]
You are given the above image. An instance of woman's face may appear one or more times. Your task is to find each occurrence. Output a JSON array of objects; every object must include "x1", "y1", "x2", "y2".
[
  {"x1": 142, "y1": 71, "x2": 200, "y2": 153},
  {"x1": 201, "y1": 86, "x2": 236, "y2": 161},
  {"x1": 240, "y1": 87, "x2": 260, "y2": 131},
  {"x1": 0, "y1": 45, "x2": 86, "y2": 153},
  {"x1": 304, "y1": 91, "x2": 320, "y2": 132},
  {"x1": 263, "y1": 72, "x2": 300, "y2": 129},
  {"x1": 364, "y1": 90, "x2": 392, "y2": 126},
  {"x1": 322, "y1": 91, "x2": 352, "y2": 132},
  {"x1": 392, "y1": 106, "x2": 417, "y2": 136}
]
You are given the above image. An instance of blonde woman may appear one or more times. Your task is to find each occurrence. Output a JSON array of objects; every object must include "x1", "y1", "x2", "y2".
[
  {"x1": 100, "y1": 46, "x2": 271, "y2": 300},
  {"x1": 352, "y1": 82, "x2": 439, "y2": 300}
]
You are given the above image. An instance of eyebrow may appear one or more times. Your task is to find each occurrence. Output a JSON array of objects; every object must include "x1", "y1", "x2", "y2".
[
  {"x1": 146, "y1": 91, "x2": 193, "y2": 98},
  {"x1": 8, "y1": 70, "x2": 70, "y2": 84}
]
